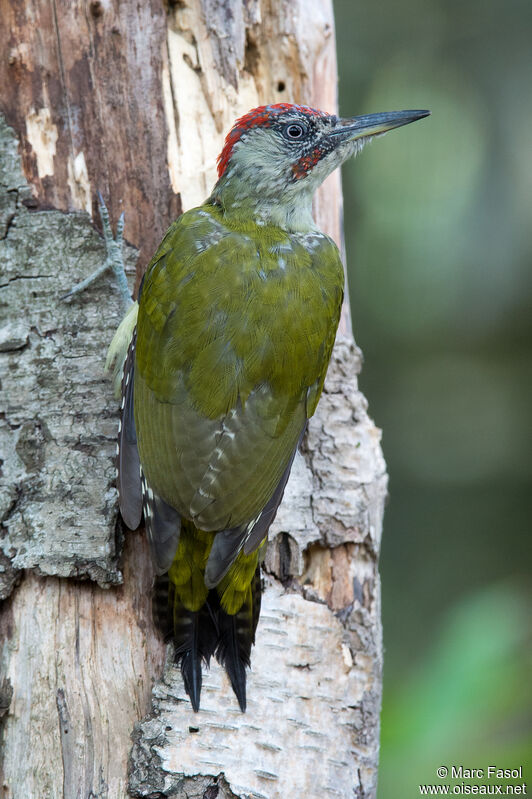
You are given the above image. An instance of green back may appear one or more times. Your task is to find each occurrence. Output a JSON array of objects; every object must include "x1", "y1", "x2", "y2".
[{"x1": 134, "y1": 202, "x2": 344, "y2": 531}]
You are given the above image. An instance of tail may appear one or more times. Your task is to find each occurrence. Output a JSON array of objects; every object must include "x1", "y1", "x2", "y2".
[
  {"x1": 153, "y1": 569, "x2": 218, "y2": 713},
  {"x1": 172, "y1": 592, "x2": 219, "y2": 712},
  {"x1": 152, "y1": 548, "x2": 263, "y2": 712},
  {"x1": 214, "y1": 565, "x2": 262, "y2": 712}
]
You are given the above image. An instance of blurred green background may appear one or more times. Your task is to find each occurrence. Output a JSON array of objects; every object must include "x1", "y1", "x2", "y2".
[{"x1": 333, "y1": 0, "x2": 532, "y2": 795}]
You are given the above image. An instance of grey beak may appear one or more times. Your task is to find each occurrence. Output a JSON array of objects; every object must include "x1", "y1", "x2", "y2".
[{"x1": 331, "y1": 109, "x2": 430, "y2": 141}]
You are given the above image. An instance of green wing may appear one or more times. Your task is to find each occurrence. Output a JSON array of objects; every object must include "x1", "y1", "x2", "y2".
[{"x1": 134, "y1": 202, "x2": 344, "y2": 545}]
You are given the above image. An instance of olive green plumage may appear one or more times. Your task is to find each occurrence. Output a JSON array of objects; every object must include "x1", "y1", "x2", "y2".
[
  {"x1": 133, "y1": 200, "x2": 343, "y2": 710},
  {"x1": 135, "y1": 202, "x2": 343, "y2": 531}
]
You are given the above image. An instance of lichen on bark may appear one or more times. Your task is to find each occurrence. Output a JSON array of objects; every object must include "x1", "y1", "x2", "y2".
[{"x1": 0, "y1": 114, "x2": 136, "y2": 591}]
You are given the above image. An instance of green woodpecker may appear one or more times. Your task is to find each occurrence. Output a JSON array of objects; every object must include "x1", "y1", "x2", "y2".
[{"x1": 107, "y1": 103, "x2": 429, "y2": 712}]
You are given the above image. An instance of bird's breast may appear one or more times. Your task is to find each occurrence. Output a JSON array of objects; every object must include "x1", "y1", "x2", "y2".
[{"x1": 136, "y1": 210, "x2": 343, "y2": 418}]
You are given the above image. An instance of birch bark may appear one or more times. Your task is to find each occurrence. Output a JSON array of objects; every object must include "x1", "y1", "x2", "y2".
[{"x1": 0, "y1": 2, "x2": 387, "y2": 796}]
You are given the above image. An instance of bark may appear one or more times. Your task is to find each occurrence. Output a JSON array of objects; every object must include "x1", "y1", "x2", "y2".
[{"x1": 0, "y1": 1, "x2": 387, "y2": 797}]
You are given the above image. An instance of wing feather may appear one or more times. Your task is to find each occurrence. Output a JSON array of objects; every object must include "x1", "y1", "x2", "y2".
[
  {"x1": 142, "y1": 472, "x2": 182, "y2": 575},
  {"x1": 117, "y1": 330, "x2": 142, "y2": 530}
]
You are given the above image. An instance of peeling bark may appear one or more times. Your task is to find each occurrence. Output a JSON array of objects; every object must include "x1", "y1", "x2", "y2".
[
  {"x1": 0, "y1": 2, "x2": 386, "y2": 797},
  {"x1": 0, "y1": 0, "x2": 181, "y2": 269}
]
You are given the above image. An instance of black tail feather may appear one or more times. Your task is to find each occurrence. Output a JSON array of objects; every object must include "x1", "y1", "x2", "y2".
[
  {"x1": 153, "y1": 566, "x2": 263, "y2": 712},
  {"x1": 215, "y1": 565, "x2": 262, "y2": 712},
  {"x1": 178, "y1": 620, "x2": 202, "y2": 712},
  {"x1": 250, "y1": 565, "x2": 262, "y2": 645},
  {"x1": 172, "y1": 595, "x2": 218, "y2": 712},
  {"x1": 215, "y1": 611, "x2": 249, "y2": 711}
]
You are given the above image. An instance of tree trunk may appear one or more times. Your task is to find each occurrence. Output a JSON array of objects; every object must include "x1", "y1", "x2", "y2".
[{"x1": 0, "y1": 2, "x2": 387, "y2": 797}]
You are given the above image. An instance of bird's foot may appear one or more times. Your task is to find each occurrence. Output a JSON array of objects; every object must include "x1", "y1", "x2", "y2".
[{"x1": 61, "y1": 192, "x2": 133, "y2": 310}]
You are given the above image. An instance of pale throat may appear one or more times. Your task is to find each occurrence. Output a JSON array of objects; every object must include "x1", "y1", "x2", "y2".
[{"x1": 210, "y1": 164, "x2": 320, "y2": 233}]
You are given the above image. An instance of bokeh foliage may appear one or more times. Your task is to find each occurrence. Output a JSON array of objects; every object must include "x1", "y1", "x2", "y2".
[{"x1": 333, "y1": 0, "x2": 532, "y2": 794}]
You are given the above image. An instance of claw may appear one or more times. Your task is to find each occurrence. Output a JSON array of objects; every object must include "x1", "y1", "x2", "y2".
[
  {"x1": 97, "y1": 191, "x2": 112, "y2": 238},
  {"x1": 61, "y1": 261, "x2": 110, "y2": 301},
  {"x1": 61, "y1": 194, "x2": 133, "y2": 310}
]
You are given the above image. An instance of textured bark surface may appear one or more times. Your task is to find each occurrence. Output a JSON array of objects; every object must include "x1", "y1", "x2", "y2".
[
  {"x1": 0, "y1": 1, "x2": 386, "y2": 797},
  {"x1": 0, "y1": 532, "x2": 164, "y2": 799},
  {"x1": 0, "y1": 114, "x2": 166, "y2": 797},
  {"x1": 0, "y1": 0, "x2": 181, "y2": 270},
  {"x1": 0, "y1": 115, "x2": 137, "y2": 592}
]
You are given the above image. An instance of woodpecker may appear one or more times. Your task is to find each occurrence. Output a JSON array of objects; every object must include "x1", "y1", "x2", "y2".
[{"x1": 104, "y1": 102, "x2": 429, "y2": 712}]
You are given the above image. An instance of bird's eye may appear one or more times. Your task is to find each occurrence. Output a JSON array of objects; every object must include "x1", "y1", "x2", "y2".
[{"x1": 284, "y1": 123, "x2": 306, "y2": 140}]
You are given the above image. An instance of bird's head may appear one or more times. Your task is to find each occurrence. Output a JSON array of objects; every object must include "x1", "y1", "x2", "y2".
[{"x1": 211, "y1": 103, "x2": 429, "y2": 230}]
